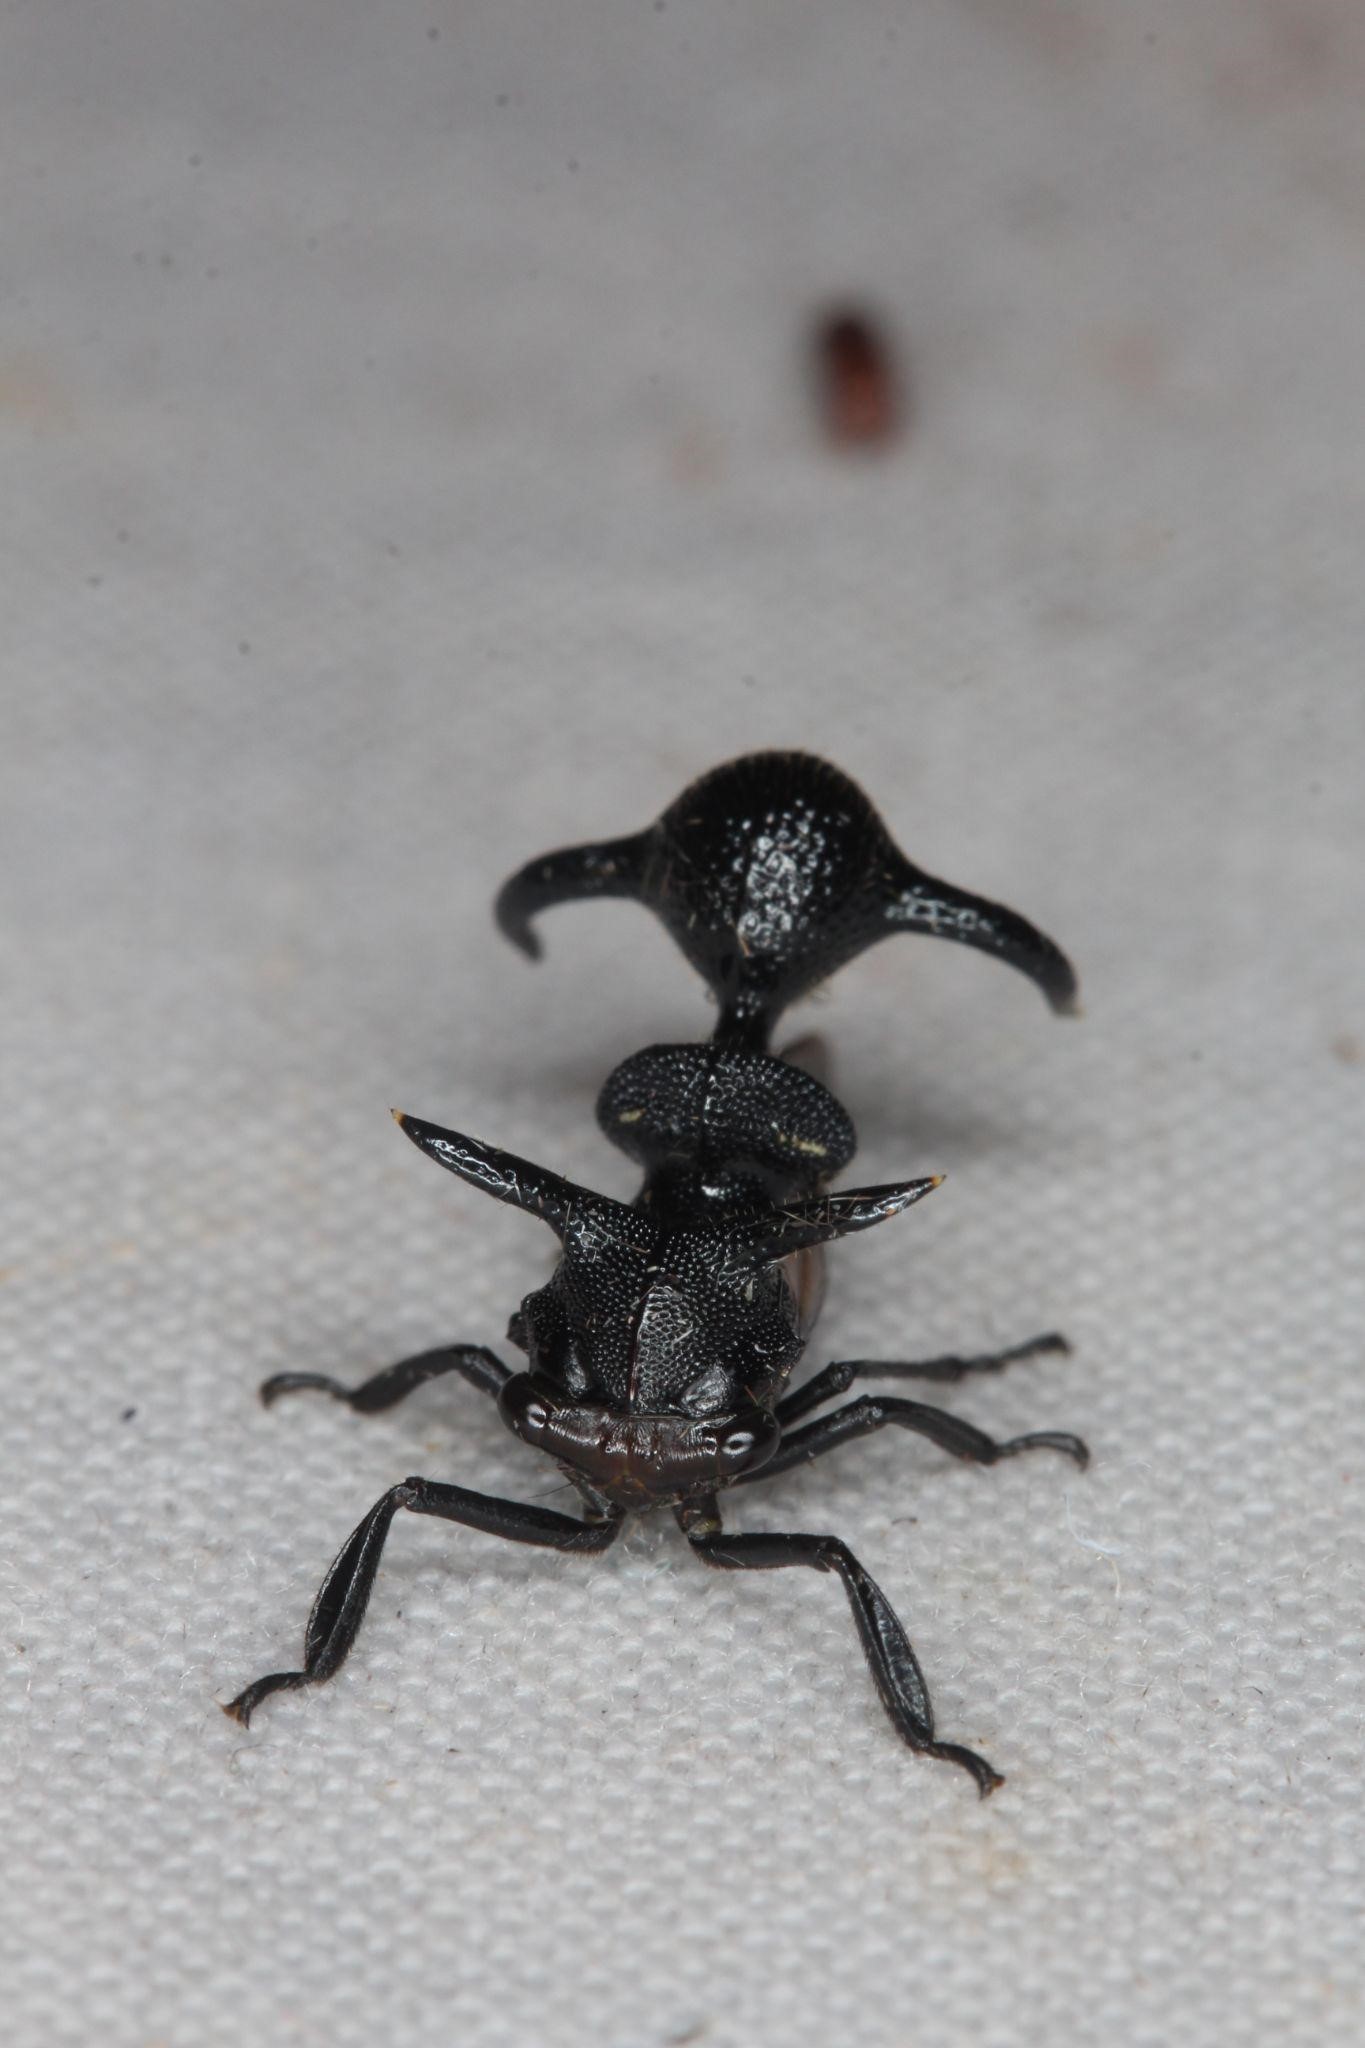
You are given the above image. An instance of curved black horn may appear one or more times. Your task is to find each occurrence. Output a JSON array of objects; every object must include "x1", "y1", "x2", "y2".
[
  {"x1": 494, "y1": 830, "x2": 653, "y2": 961},
  {"x1": 881, "y1": 856, "x2": 1079, "y2": 1016},
  {"x1": 720, "y1": 1175, "x2": 943, "y2": 1275},
  {"x1": 393, "y1": 1111, "x2": 648, "y2": 1247}
]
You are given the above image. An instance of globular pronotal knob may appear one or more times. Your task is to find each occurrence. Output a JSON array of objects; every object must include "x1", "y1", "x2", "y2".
[{"x1": 596, "y1": 1044, "x2": 857, "y2": 1196}]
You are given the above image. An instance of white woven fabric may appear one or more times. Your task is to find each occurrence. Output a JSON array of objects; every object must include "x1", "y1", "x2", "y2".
[{"x1": 3, "y1": 3, "x2": 1363, "y2": 2043}]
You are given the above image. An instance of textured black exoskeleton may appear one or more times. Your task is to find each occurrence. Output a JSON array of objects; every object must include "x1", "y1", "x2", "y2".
[
  {"x1": 495, "y1": 750, "x2": 1077, "y2": 1047},
  {"x1": 225, "y1": 752, "x2": 1085, "y2": 1793}
]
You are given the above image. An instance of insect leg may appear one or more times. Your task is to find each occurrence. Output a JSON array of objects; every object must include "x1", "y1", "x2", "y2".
[
  {"x1": 748, "y1": 1396, "x2": 1089, "y2": 1485},
  {"x1": 222, "y1": 1481, "x2": 622, "y2": 1726},
  {"x1": 259, "y1": 1343, "x2": 511, "y2": 1413},
  {"x1": 774, "y1": 1333, "x2": 1071, "y2": 1426},
  {"x1": 676, "y1": 1496, "x2": 1001, "y2": 1795}
]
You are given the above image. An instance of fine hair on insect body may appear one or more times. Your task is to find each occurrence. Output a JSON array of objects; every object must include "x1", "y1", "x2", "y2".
[{"x1": 224, "y1": 751, "x2": 1086, "y2": 1794}]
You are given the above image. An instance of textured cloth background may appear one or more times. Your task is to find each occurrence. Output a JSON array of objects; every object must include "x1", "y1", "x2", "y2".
[{"x1": 3, "y1": 3, "x2": 1363, "y2": 2044}]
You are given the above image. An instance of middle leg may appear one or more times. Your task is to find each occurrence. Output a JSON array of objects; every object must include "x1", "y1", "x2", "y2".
[
  {"x1": 260, "y1": 1342, "x2": 511, "y2": 1413},
  {"x1": 776, "y1": 1333, "x2": 1071, "y2": 1426},
  {"x1": 746, "y1": 1395, "x2": 1088, "y2": 1485}
]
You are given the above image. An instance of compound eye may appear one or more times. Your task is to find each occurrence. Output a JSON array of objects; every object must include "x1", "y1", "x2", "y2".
[
  {"x1": 719, "y1": 1426, "x2": 757, "y2": 1465},
  {"x1": 498, "y1": 1373, "x2": 553, "y2": 1445},
  {"x1": 519, "y1": 1398, "x2": 550, "y2": 1440},
  {"x1": 716, "y1": 1412, "x2": 780, "y2": 1475}
]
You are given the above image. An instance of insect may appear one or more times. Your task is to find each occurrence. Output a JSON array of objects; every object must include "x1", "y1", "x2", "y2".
[
  {"x1": 812, "y1": 306, "x2": 903, "y2": 448},
  {"x1": 224, "y1": 751, "x2": 1086, "y2": 1793}
]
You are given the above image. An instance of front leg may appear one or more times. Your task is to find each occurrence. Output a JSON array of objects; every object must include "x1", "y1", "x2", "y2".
[
  {"x1": 223, "y1": 1480, "x2": 622, "y2": 1726},
  {"x1": 676, "y1": 1496, "x2": 1001, "y2": 1795},
  {"x1": 260, "y1": 1342, "x2": 511, "y2": 1413},
  {"x1": 747, "y1": 1395, "x2": 1088, "y2": 1485}
]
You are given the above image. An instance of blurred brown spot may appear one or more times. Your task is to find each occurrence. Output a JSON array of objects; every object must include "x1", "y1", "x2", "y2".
[
  {"x1": 669, "y1": 423, "x2": 724, "y2": 487},
  {"x1": 1089, "y1": 324, "x2": 1167, "y2": 399},
  {"x1": 1331, "y1": 1033, "x2": 1361, "y2": 1065},
  {"x1": 0, "y1": 354, "x2": 75, "y2": 431},
  {"x1": 813, "y1": 308, "x2": 903, "y2": 450},
  {"x1": 964, "y1": 0, "x2": 1104, "y2": 72}
]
